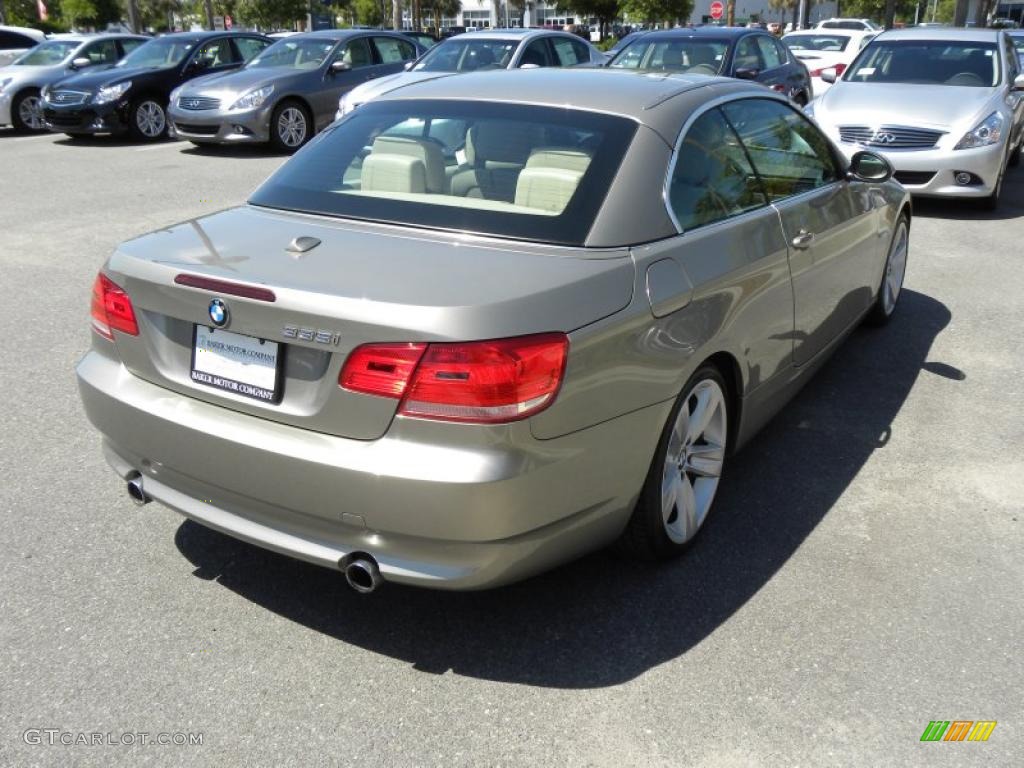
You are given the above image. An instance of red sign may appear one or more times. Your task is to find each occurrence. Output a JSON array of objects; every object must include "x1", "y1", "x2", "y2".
[{"x1": 710, "y1": 1, "x2": 724, "y2": 19}]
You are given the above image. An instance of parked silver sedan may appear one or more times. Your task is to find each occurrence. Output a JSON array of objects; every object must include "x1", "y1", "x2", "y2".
[
  {"x1": 807, "y1": 28, "x2": 1024, "y2": 208},
  {"x1": 169, "y1": 30, "x2": 423, "y2": 151},
  {"x1": 336, "y1": 28, "x2": 605, "y2": 118},
  {"x1": 78, "y1": 70, "x2": 910, "y2": 592},
  {"x1": 0, "y1": 33, "x2": 146, "y2": 131}
]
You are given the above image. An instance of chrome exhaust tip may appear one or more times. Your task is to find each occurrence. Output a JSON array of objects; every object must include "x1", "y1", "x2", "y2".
[
  {"x1": 343, "y1": 555, "x2": 382, "y2": 594},
  {"x1": 126, "y1": 476, "x2": 151, "y2": 507}
]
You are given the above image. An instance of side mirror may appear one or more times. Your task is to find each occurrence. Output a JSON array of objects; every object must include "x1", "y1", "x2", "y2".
[
  {"x1": 1013, "y1": 73, "x2": 1024, "y2": 91},
  {"x1": 734, "y1": 67, "x2": 760, "y2": 80},
  {"x1": 71, "y1": 57, "x2": 92, "y2": 69},
  {"x1": 847, "y1": 150, "x2": 893, "y2": 183},
  {"x1": 820, "y1": 67, "x2": 837, "y2": 83},
  {"x1": 403, "y1": 60, "x2": 414, "y2": 71},
  {"x1": 330, "y1": 60, "x2": 351, "y2": 73}
]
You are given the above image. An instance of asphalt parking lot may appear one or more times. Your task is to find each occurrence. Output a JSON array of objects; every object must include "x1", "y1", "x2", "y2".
[{"x1": 1, "y1": 129, "x2": 1021, "y2": 767}]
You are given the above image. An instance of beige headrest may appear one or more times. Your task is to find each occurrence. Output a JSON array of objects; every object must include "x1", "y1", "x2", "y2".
[{"x1": 372, "y1": 135, "x2": 446, "y2": 193}]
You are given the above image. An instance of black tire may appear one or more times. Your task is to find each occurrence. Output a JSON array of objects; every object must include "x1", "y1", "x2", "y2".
[
  {"x1": 128, "y1": 97, "x2": 167, "y2": 141},
  {"x1": 1008, "y1": 138, "x2": 1021, "y2": 168},
  {"x1": 793, "y1": 91, "x2": 808, "y2": 107},
  {"x1": 11, "y1": 89, "x2": 44, "y2": 133},
  {"x1": 617, "y1": 365, "x2": 731, "y2": 561},
  {"x1": 866, "y1": 214, "x2": 909, "y2": 326},
  {"x1": 269, "y1": 99, "x2": 312, "y2": 153}
]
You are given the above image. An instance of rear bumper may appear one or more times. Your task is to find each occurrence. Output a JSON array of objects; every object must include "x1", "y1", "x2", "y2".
[
  {"x1": 168, "y1": 103, "x2": 273, "y2": 144},
  {"x1": 77, "y1": 348, "x2": 665, "y2": 590}
]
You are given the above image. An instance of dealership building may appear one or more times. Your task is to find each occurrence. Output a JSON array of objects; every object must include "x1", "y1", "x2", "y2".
[{"x1": 424, "y1": 1, "x2": 841, "y2": 30}]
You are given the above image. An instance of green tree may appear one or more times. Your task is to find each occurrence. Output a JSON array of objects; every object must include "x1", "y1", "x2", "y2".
[
  {"x1": 622, "y1": 0, "x2": 693, "y2": 26},
  {"x1": 62, "y1": 0, "x2": 98, "y2": 26},
  {"x1": 557, "y1": 0, "x2": 619, "y2": 37},
  {"x1": 235, "y1": 0, "x2": 306, "y2": 28},
  {"x1": 353, "y1": 0, "x2": 382, "y2": 25}
]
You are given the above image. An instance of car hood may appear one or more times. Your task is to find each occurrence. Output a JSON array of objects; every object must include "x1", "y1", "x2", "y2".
[
  {"x1": 56, "y1": 64, "x2": 172, "y2": 91},
  {"x1": 815, "y1": 82, "x2": 998, "y2": 130},
  {"x1": 179, "y1": 67, "x2": 304, "y2": 99},
  {"x1": 347, "y1": 71, "x2": 455, "y2": 105}
]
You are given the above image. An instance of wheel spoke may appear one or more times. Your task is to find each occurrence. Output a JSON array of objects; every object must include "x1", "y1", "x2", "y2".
[
  {"x1": 685, "y1": 443, "x2": 724, "y2": 478},
  {"x1": 686, "y1": 385, "x2": 717, "y2": 444},
  {"x1": 674, "y1": 473, "x2": 698, "y2": 539},
  {"x1": 661, "y1": 466, "x2": 681, "y2": 520}
]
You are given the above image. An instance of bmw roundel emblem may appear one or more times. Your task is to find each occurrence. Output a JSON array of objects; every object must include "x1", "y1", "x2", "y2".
[{"x1": 208, "y1": 298, "x2": 229, "y2": 327}]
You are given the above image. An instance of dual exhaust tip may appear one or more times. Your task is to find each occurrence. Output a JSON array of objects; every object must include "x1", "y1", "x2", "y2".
[{"x1": 126, "y1": 475, "x2": 383, "y2": 594}]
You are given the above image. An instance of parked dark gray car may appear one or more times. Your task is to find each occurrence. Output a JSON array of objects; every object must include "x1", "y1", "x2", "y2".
[{"x1": 168, "y1": 30, "x2": 425, "y2": 151}]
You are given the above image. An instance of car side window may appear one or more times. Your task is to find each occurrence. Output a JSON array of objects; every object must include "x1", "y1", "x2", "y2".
[
  {"x1": 120, "y1": 38, "x2": 145, "y2": 56},
  {"x1": 81, "y1": 39, "x2": 119, "y2": 64},
  {"x1": 372, "y1": 36, "x2": 417, "y2": 64},
  {"x1": 1005, "y1": 37, "x2": 1019, "y2": 78},
  {"x1": 519, "y1": 38, "x2": 553, "y2": 67},
  {"x1": 0, "y1": 31, "x2": 35, "y2": 49},
  {"x1": 668, "y1": 108, "x2": 768, "y2": 231},
  {"x1": 339, "y1": 37, "x2": 374, "y2": 68},
  {"x1": 733, "y1": 36, "x2": 762, "y2": 71},
  {"x1": 235, "y1": 37, "x2": 270, "y2": 62},
  {"x1": 194, "y1": 39, "x2": 238, "y2": 68},
  {"x1": 721, "y1": 98, "x2": 841, "y2": 202},
  {"x1": 552, "y1": 37, "x2": 582, "y2": 66},
  {"x1": 773, "y1": 38, "x2": 791, "y2": 64},
  {"x1": 572, "y1": 39, "x2": 593, "y2": 64},
  {"x1": 756, "y1": 36, "x2": 782, "y2": 69}
]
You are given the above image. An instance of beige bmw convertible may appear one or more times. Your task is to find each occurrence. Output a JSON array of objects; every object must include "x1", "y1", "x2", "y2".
[{"x1": 78, "y1": 69, "x2": 911, "y2": 592}]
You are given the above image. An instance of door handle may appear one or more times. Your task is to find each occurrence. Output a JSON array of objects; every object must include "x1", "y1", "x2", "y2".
[{"x1": 791, "y1": 229, "x2": 815, "y2": 249}]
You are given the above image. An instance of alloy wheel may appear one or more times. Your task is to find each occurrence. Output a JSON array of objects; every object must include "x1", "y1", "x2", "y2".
[
  {"x1": 882, "y1": 220, "x2": 908, "y2": 316},
  {"x1": 18, "y1": 95, "x2": 44, "y2": 131},
  {"x1": 661, "y1": 378, "x2": 727, "y2": 544},
  {"x1": 135, "y1": 101, "x2": 166, "y2": 138},
  {"x1": 277, "y1": 107, "x2": 308, "y2": 148}
]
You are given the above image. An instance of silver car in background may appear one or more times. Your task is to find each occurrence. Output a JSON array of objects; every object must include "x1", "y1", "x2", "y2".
[
  {"x1": 78, "y1": 70, "x2": 910, "y2": 592},
  {"x1": 169, "y1": 30, "x2": 423, "y2": 151},
  {"x1": 336, "y1": 28, "x2": 605, "y2": 118},
  {"x1": 0, "y1": 25, "x2": 46, "y2": 67},
  {"x1": 807, "y1": 28, "x2": 1024, "y2": 209},
  {"x1": 0, "y1": 33, "x2": 146, "y2": 131}
]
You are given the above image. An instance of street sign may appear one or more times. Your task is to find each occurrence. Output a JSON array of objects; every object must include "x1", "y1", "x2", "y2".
[{"x1": 710, "y1": 1, "x2": 724, "y2": 20}]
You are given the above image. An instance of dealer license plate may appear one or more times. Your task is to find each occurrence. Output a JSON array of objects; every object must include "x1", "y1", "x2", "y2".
[{"x1": 191, "y1": 326, "x2": 281, "y2": 403}]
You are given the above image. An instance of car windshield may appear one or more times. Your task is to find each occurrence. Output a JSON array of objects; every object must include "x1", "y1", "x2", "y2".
[
  {"x1": 249, "y1": 100, "x2": 637, "y2": 246},
  {"x1": 609, "y1": 38, "x2": 727, "y2": 74},
  {"x1": 783, "y1": 34, "x2": 851, "y2": 52},
  {"x1": 117, "y1": 38, "x2": 195, "y2": 68},
  {"x1": 247, "y1": 38, "x2": 336, "y2": 69},
  {"x1": 845, "y1": 40, "x2": 1000, "y2": 86},
  {"x1": 14, "y1": 40, "x2": 80, "y2": 65},
  {"x1": 413, "y1": 38, "x2": 517, "y2": 71}
]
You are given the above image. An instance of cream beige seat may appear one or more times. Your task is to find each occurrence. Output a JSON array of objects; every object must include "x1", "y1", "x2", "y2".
[{"x1": 514, "y1": 148, "x2": 592, "y2": 213}]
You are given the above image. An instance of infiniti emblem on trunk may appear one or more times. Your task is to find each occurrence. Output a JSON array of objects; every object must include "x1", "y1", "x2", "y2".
[{"x1": 208, "y1": 299, "x2": 229, "y2": 327}]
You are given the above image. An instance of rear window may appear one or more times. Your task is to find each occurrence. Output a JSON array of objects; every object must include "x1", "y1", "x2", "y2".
[
  {"x1": 249, "y1": 100, "x2": 637, "y2": 246},
  {"x1": 783, "y1": 34, "x2": 852, "y2": 52}
]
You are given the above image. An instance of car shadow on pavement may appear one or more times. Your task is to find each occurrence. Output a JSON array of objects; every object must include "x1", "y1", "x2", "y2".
[
  {"x1": 174, "y1": 288, "x2": 952, "y2": 689},
  {"x1": 180, "y1": 143, "x2": 289, "y2": 160},
  {"x1": 51, "y1": 135, "x2": 176, "y2": 149}
]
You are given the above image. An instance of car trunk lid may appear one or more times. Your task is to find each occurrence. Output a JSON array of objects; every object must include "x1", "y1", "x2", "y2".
[{"x1": 104, "y1": 205, "x2": 633, "y2": 440}]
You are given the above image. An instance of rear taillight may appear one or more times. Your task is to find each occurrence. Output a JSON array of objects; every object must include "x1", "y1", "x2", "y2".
[
  {"x1": 90, "y1": 273, "x2": 139, "y2": 340},
  {"x1": 339, "y1": 333, "x2": 569, "y2": 424},
  {"x1": 810, "y1": 62, "x2": 846, "y2": 77}
]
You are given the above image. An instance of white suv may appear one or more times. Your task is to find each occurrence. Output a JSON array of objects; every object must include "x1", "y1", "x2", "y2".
[{"x1": 814, "y1": 19, "x2": 880, "y2": 31}]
